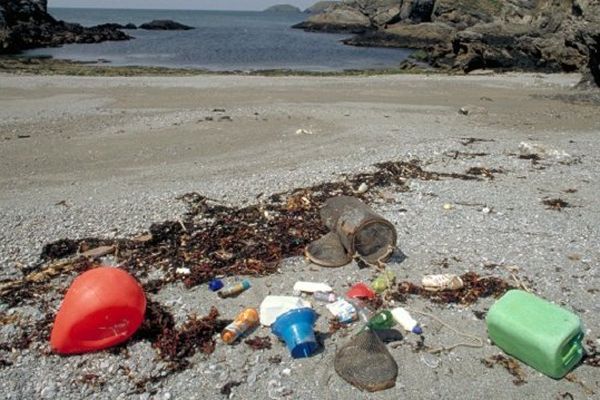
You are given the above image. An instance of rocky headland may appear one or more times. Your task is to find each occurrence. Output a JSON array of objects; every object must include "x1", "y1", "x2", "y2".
[
  {"x1": 0, "y1": 0, "x2": 130, "y2": 54},
  {"x1": 295, "y1": 0, "x2": 600, "y2": 86},
  {"x1": 263, "y1": 4, "x2": 303, "y2": 13}
]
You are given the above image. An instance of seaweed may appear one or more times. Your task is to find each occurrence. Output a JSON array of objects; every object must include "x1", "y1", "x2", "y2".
[
  {"x1": 542, "y1": 198, "x2": 570, "y2": 211},
  {"x1": 2, "y1": 159, "x2": 489, "y2": 307},
  {"x1": 393, "y1": 272, "x2": 513, "y2": 305},
  {"x1": 465, "y1": 167, "x2": 503, "y2": 179},
  {"x1": 482, "y1": 354, "x2": 527, "y2": 386},
  {"x1": 244, "y1": 336, "x2": 272, "y2": 350},
  {"x1": 151, "y1": 307, "x2": 228, "y2": 368},
  {"x1": 583, "y1": 339, "x2": 600, "y2": 367}
]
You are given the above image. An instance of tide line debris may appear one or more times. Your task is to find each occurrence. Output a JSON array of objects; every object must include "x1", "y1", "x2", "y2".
[{"x1": 393, "y1": 272, "x2": 514, "y2": 305}]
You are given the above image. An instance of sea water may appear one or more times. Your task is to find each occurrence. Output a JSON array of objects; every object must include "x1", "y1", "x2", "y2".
[{"x1": 22, "y1": 8, "x2": 412, "y2": 71}]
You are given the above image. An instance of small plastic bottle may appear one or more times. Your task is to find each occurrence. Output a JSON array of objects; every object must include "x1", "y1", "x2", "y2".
[
  {"x1": 391, "y1": 307, "x2": 422, "y2": 334},
  {"x1": 218, "y1": 280, "x2": 251, "y2": 298},
  {"x1": 221, "y1": 308, "x2": 259, "y2": 344},
  {"x1": 372, "y1": 271, "x2": 396, "y2": 293},
  {"x1": 345, "y1": 297, "x2": 374, "y2": 322},
  {"x1": 367, "y1": 310, "x2": 397, "y2": 330},
  {"x1": 313, "y1": 291, "x2": 338, "y2": 303}
]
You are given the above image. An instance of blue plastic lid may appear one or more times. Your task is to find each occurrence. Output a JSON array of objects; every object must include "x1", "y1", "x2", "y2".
[{"x1": 208, "y1": 279, "x2": 224, "y2": 292}]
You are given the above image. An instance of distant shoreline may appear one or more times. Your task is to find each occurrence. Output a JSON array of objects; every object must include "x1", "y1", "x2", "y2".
[{"x1": 0, "y1": 55, "x2": 429, "y2": 77}]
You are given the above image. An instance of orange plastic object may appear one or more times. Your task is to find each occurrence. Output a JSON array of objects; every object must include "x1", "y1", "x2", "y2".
[
  {"x1": 221, "y1": 308, "x2": 259, "y2": 344},
  {"x1": 50, "y1": 266, "x2": 146, "y2": 354}
]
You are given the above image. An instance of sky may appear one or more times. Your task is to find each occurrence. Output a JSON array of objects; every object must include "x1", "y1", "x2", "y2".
[{"x1": 48, "y1": 0, "x2": 318, "y2": 11}]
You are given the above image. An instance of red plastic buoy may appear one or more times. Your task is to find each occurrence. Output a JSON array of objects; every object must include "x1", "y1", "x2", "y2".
[
  {"x1": 50, "y1": 266, "x2": 146, "y2": 355},
  {"x1": 346, "y1": 283, "x2": 376, "y2": 300}
]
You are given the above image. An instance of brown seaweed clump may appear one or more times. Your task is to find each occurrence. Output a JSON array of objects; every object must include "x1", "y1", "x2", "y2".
[
  {"x1": 482, "y1": 354, "x2": 527, "y2": 386},
  {"x1": 542, "y1": 198, "x2": 570, "y2": 211},
  {"x1": 392, "y1": 272, "x2": 514, "y2": 305},
  {"x1": 245, "y1": 336, "x2": 272, "y2": 350},
  {"x1": 134, "y1": 302, "x2": 229, "y2": 369}
]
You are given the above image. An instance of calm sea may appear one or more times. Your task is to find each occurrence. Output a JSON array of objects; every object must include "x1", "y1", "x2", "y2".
[{"x1": 21, "y1": 8, "x2": 411, "y2": 71}]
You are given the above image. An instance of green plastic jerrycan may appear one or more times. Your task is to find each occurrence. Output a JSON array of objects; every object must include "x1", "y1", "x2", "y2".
[{"x1": 486, "y1": 290, "x2": 584, "y2": 379}]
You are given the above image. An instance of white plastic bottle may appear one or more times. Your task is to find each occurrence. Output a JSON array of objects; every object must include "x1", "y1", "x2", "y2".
[{"x1": 391, "y1": 307, "x2": 422, "y2": 334}]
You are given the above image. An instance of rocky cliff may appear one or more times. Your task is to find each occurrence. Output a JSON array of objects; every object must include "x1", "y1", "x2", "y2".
[
  {"x1": 296, "y1": 0, "x2": 600, "y2": 86},
  {"x1": 264, "y1": 4, "x2": 303, "y2": 13},
  {"x1": 0, "y1": 0, "x2": 130, "y2": 54}
]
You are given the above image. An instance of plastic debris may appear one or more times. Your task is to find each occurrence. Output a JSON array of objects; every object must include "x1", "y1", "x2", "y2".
[
  {"x1": 372, "y1": 271, "x2": 396, "y2": 293},
  {"x1": 271, "y1": 308, "x2": 318, "y2": 358},
  {"x1": 346, "y1": 283, "x2": 376, "y2": 300},
  {"x1": 486, "y1": 290, "x2": 584, "y2": 379},
  {"x1": 293, "y1": 281, "x2": 332, "y2": 294},
  {"x1": 327, "y1": 299, "x2": 358, "y2": 324},
  {"x1": 221, "y1": 308, "x2": 259, "y2": 344},
  {"x1": 259, "y1": 296, "x2": 311, "y2": 326},
  {"x1": 176, "y1": 267, "x2": 191, "y2": 275},
  {"x1": 356, "y1": 182, "x2": 369, "y2": 194},
  {"x1": 50, "y1": 266, "x2": 146, "y2": 354},
  {"x1": 208, "y1": 278, "x2": 224, "y2": 292},
  {"x1": 422, "y1": 274, "x2": 464, "y2": 292},
  {"x1": 391, "y1": 307, "x2": 422, "y2": 334},
  {"x1": 218, "y1": 280, "x2": 251, "y2": 298},
  {"x1": 367, "y1": 310, "x2": 396, "y2": 331},
  {"x1": 420, "y1": 353, "x2": 440, "y2": 369},
  {"x1": 295, "y1": 128, "x2": 313, "y2": 135},
  {"x1": 313, "y1": 291, "x2": 337, "y2": 303},
  {"x1": 443, "y1": 203, "x2": 454, "y2": 210}
]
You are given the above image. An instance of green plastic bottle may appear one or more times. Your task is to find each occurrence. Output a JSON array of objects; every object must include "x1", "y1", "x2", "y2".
[
  {"x1": 486, "y1": 290, "x2": 584, "y2": 379},
  {"x1": 367, "y1": 310, "x2": 396, "y2": 330}
]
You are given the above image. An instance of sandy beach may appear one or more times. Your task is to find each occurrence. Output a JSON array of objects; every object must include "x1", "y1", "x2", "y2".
[{"x1": 1, "y1": 72, "x2": 599, "y2": 399}]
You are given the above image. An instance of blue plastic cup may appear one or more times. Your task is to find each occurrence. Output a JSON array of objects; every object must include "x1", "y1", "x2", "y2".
[{"x1": 271, "y1": 308, "x2": 318, "y2": 358}]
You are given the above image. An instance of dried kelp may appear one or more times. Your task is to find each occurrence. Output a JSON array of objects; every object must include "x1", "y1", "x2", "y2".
[
  {"x1": 482, "y1": 354, "x2": 527, "y2": 386},
  {"x1": 393, "y1": 272, "x2": 514, "y2": 305},
  {"x1": 150, "y1": 307, "x2": 228, "y2": 369},
  {"x1": 444, "y1": 151, "x2": 489, "y2": 159},
  {"x1": 542, "y1": 198, "x2": 570, "y2": 211},
  {"x1": 245, "y1": 336, "x2": 272, "y2": 350},
  {"x1": 465, "y1": 167, "x2": 503, "y2": 179},
  {"x1": 1, "y1": 159, "x2": 490, "y2": 308},
  {"x1": 583, "y1": 339, "x2": 600, "y2": 367}
]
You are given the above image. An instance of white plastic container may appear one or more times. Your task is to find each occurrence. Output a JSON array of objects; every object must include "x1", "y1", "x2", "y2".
[
  {"x1": 422, "y1": 274, "x2": 464, "y2": 292},
  {"x1": 293, "y1": 281, "x2": 333, "y2": 294},
  {"x1": 391, "y1": 307, "x2": 422, "y2": 334},
  {"x1": 259, "y1": 296, "x2": 312, "y2": 326}
]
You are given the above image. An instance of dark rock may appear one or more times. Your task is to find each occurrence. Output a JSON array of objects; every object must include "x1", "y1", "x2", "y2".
[
  {"x1": 344, "y1": 22, "x2": 454, "y2": 49},
  {"x1": 432, "y1": 0, "x2": 499, "y2": 29},
  {"x1": 263, "y1": 4, "x2": 302, "y2": 13},
  {"x1": 400, "y1": 0, "x2": 435, "y2": 23},
  {"x1": 139, "y1": 20, "x2": 194, "y2": 30},
  {"x1": 589, "y1": 34, "x2": 600, "y2": 86},
  {"x1": 124, "y1": 23, "x2": 137, "y2": 29},
  {"x1": 94, "y1": 23, "x2": 130, "y2": 30},
  {"x1": 292, "y1": 5, "x2": 371, "y2": 33},
  {"x1": 0, "y1": 0, "x2": 130, "y2": 54},
  {"x1": 304, "y1": 1, "x2": 339, "y2": 14}
]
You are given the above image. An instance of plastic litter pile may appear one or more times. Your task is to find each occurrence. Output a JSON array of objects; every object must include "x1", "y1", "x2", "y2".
[{"x1": 20, "y1": 196, "x2": 593, "y2": 392}]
